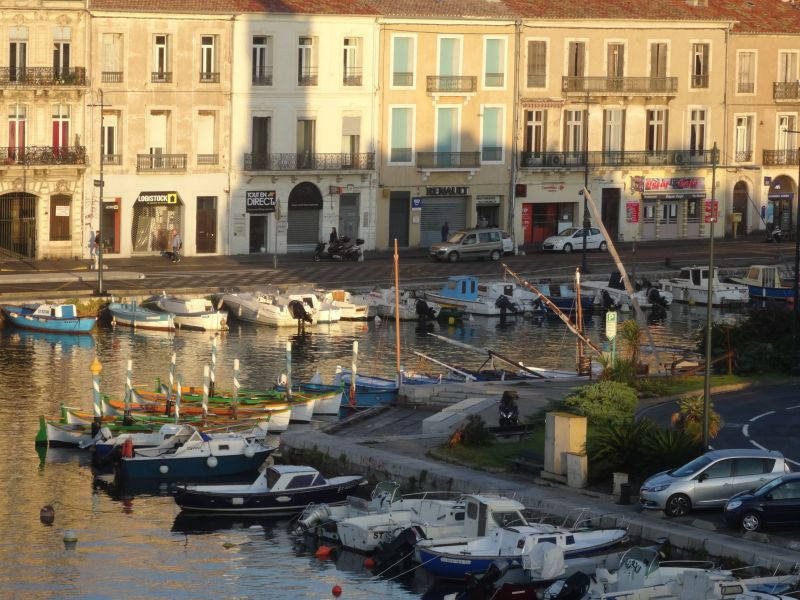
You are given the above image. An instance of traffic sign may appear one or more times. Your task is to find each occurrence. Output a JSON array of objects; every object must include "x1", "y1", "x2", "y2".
[
  {"x1": 93, "y1": 179, "x2": 104, "y2": 187},
  {"x1": 605, "y1": 311, "x2": 618, "y2": 339}
]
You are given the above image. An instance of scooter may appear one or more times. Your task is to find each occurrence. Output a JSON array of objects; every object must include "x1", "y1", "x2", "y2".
[
  {"x1": 313, "y1": 238, "x2": 345, "y2": 261},
  {"x1": 498, "y1": 390, "x2": 520, "y2": 429},
  {"x1": 765, "y1": 224, "x2": 783, "y2": 243},
  {"x1": 340, "y1": 238, "x2": 365, "y2": 262}
]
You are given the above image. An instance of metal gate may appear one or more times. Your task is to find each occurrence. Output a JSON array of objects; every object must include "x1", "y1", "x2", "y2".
[
  {"x1": 420, "y1": 196, "x2": 466, "y2": 247},
  {"x1": 0, "y1": 193, "x2": 36, "y2": 259},
  {"x1": 287, "y1": 208, "x2": 320, "y2": 252},
  {"x1": 132, "y1": 202, "x2": 182, "y2": 253},
  {"x1": 338, "y1": 193, "x2": 359, "y2": 240}
]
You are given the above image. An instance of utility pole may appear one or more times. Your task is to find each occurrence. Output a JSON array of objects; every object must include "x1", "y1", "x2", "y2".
[
  {"x1": 703, "y1": 142, "x2": 719, "y2": 449},
  {"x1": 794, "y1": 145, "x2": 800, "y2": 374},
  {"x1": 581, "y1": 93, "x2": 590, "y2": 273},
  {"x1": 87, "y1": 90, "x2": 106, "y2": 295}
]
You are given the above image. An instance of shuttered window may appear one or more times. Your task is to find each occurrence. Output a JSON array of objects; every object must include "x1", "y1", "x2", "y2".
[
  {"x1": 527, "y1": 41, "x2": 546, "y2": 88},
  {"x1": 567, "y1": 42, "x2": 585, "y2": 77},
  {"x1": 482, "y1": 107, "x2": 503, "y2": 162},
  {"x1": 392, "y1": 37, "x2": 413, "y2": 86}
]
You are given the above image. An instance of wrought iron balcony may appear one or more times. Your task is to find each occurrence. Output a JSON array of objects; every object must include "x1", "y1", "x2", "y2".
[
  {"x1": 416, "y1": 152, "x2": 480, "y2": 169},
  {"x1": 197, "y1": 154, "x2": 219, "y2": 165},
  {"x1": 1, "y1": 146, "x2": 87, "y2": 166},
  {"x1": 485, "y1": 73, "x2": 505, "y2": 87},
  {"x1": 737, "y1": 81, "x2": 754, "y2": 94},
  {"x1": 137, "y1": 154, "x2": 187, "y2": 171},
  {"x1": 774, "y1": 82, "x2": 800, "y2": 100},
  {"x1": 298, "y1": 68, "x2": 318, "y2": 86},
  {"x1": 562, "y1": 76, "x2": 677, "y2": 94},
  {"x1": 252, "y1": 68, "x2": 273, "y2": 86},
  {"x1": 392, "y1": 72, "x2": 413, "y2": 86},
  {"x1": 519, "y1": 149, "x2": 718, "y2": 169},
  {"x1": 734, "y1": 150, "x2": 753, "y2": 162},
  {"x1": 691, "y1": 74, "x2": 709, "y2": 89},
  {"x1": 101, "y1": 72, "x2": 123, "y2": 84},
  {"x1": 343, "y1": 68, "x2": 362, "y2": 86},
  {"x1": 244, "y1": 152, "x2": 375, "y2": 171},
  {"x1": 151, "y1": 71, "x2": 172, "y2": 83},
  {"x1": 0, "y1": 67, "x2": 86, "y2": 86},
  {"x1": 103, "y1": 154, "x2": 122, "y2": 166},
  {"x1": 199, "y1": 71, "x2": 219, "y2": 83},
  {"x1": 527, "y1": 73, "x2": 546, "y2": 88},
  {"x1": 427, "y1": 76, "x2": 477, "y2": 94},
  {"x1": 763, "y1": 149, "x2": 799, "y2": 166}
]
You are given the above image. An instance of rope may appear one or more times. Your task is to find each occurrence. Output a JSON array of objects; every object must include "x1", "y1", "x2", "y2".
[{"x1": 379, "y1": 553, "x2": 439, "y2": 582}]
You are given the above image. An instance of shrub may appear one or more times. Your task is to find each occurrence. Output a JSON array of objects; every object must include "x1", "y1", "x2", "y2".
[
  {"x1": 634, "y1": 377, "x2": 670, "y2": 399},
  {"x1": 562, "y1": 381, "x2": 638, "y2": 426},
  {"x1": 641, "y1": 428, "x2": 703, "y2": 473},
  {"x1": 599, "y1": 356, "x2": 638, "y2": 387},
  {"x1": 671, "y1": 395, "x2": 723, "y2": 442},
  {"x1": 588, "y1": 418, "x2": 655, "y2": 478},
  {"x1": 460, "y1": 415, "x2": 494, "y2": 447}
]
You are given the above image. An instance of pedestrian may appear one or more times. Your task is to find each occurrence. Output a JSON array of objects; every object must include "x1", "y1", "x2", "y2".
[
  {"x1": 441, "y1": 221, "x2": 449, "y2": 242},
  {"x1": 329, "y1": 227, "x2": 338, "y2": 244},
  {"x1": 171, "y1": 229, "x2": 182, "y2": 263},
  {"x1": 478, "y1": 215, "x2": 488, "y2": 228}
]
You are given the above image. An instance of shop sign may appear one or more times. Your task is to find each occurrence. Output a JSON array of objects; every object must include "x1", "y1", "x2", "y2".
[
  {"x1": 631, "y1": 176, "x2": 705, "y2": 193},
  {"x1": 476, "y1": 196, "x2": 500, "y2": 206},
  {"x1": 426, "y1": 186, "x2": 468, "y2": 196},
  {"x1": 138, "y1": 191, "x2": 179, "y2": 205},
  {"x1": 411, "y1": 197, "x2": 423, "y2": 209},
  {"x1": 625, "y1": 202, "x2": 640, "y2": 224},
  {"x1": 246, "y1": 190, "x2": 276, "y2": 214},
  {"x1": 55, "y1": 205, "x2": 70, "y2": 217},
  {"x1": 104, "y1": 197, "x2": 120, "y2": 211},
  {"x1": 703, "y1": 199, "x2": 719, "y2": 223}
]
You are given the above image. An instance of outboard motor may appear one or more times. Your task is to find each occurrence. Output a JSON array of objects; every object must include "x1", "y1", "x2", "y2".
[
  {"x1": 294, "y1": 504, "x2": 332, "y2": 534},
  {"x1": 312, "y1": 241, "x2": 326, "y2": 262},
  {"x1": 498, "y1": 390, "x2": 519, "y2": 428},
  {"x1": 371, "y1": 525, "x2": 427, "y2": 576},
  {"x1": 547, "y1": 571, "x2": 591, "y2": 600},
  {"x1": 600, "y1": 289, "x2": 618, "y2": 310},
  {"x1": 288, "y1": 299, "x2": 313, "y2": 323},
  {"x1": 647, "y1": 286, "x2": 669, "y2": 309},
  {"x1": 494, "y1": 294, "x2": 518, "y2": 316},
  {"x1": 765, "y1": 223, "x2": 783, "y2": 243},
  {"x1": 415, "y1": 298, "x2": 437, "y2": 321}
]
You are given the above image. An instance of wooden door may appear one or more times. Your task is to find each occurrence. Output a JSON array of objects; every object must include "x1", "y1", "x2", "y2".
[{"x1": 196, "y1": 196, "x2": 217, "y2": 253}]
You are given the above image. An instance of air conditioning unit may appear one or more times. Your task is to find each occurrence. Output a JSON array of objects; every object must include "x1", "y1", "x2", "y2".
[{"x1": 545, "y1": 154, "x2": 563, "y2": 167}]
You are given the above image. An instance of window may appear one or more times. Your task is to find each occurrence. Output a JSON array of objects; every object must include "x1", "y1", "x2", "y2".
[
  {"x1": 563, "y1": 109, "x2": 584, "y2": 153},
  {"x1": 8, "y1": 104, "x2": 26, "y2": 160},
  {"x1": 102, "y1": 33, "x2": 123, "y2": 83},
  {"x1": 287, "y1": 475, "x2": 315, "y2": 489},
  {"x1": 197, "y1": 111, "x2": 217, "y2": 165},
  {"x1": 527, "y1": 40, "x2": 546, "y2": 88},
  {"x1": 52, "y1": 104, "x2": 70, "y2": 153},
  {"x1": 524, "y1": 109, "x2": 547, "y2": 158},
  {"x1": 153, "y1": 34, "x2": 170, "y2": 82},
  {"x1": 567, "y1": 41, "x2": 585, "y2": 77},
  {"x1": 436, "y1": 106, "x2": 458, "y2": 166},
  {"x1": 389, "y1": 107, "x2": 412, "y2": 163},
  {"x1": 646, "y1": 109, "x2": 668, "y2": 153},
  {"x1": 778, "y1": 51, "x2": 798, "y2": 83},
  {"x1": 343, "y1": 38, "x2": 362, "y2": 86},
  {"x1": 49, "y1": 195, "x2": 71, "y2": 242},
  {"x1": 735, "y1": 458, "x2": 770, "y2": 477},
  {"x1": 53, "y1": 27, "x2": 71, "y2": 80},
  {"x1": 463, "y1": 233, "x2": 477, "y2": 245},
  {"x1": 692, "y1": 43, "x2": 709, "y2": 88},
  {"x1": 702, "y1": 459, "x2": 733, "y2": 479},
  {"x1": 777, "y1": 115, "x2": 797, "y2": 152},
  {"x1": 771, "y1": 481, "x2": 800, "y2": 500},
  {"x1": 200, "y1": 36, "x2": 218, "y2": 83},
  {"x1": 439, "y1": 37, "x2": 461, "y2": 77},
  {"x1": 650, "y1": 42, "x2": 668, "y2": 91},
  {"x1": 481, "y1": 106, "x2": 503, "y2": 162},
  {"x1": 603, "y1": 109, "x2": 624, "y2": 153},
  {"x1": 690, "y1": 109, "x2": 706, "y2": 156},
  {"x1": 660, "y1": 202, "x2": 678, "y2": 225},
  {"x1": 484, "y1": 38, "x2": 505, "y2": 87},
  {"x1": 341, "y1": 116, "x2": 361, "y2": 167},
  {"x1": 737, "y1": 51, "x2": 755, "y2": 94},
  {"x1": 735, "y1": 115, "x2": 753, "y2": 161},
  {"x1": 296, "y1": 119, "x2": 315, "y2": 167},
  {"x1": 251, "y1": 116, "x2": 270, "y2": 169},
  {"x1": 9, "y1": 26, "x2": 28, "y2": 83},
  {"x1": 298, "y1": 36, "x2": 317, "y2": 86},
  {"x1": 607, "y1": 43, "x2": 625, "y2": 77},
  {"x1": 148, "y1": 111, "x2": 169, "y2": 167},
  {"x1": 102, "y1": 112, "x2": 120, "y2": 164},
  {"x1": 252, "y1": 36, "x2": 273, "y2": 85},
  {"x1": 392, "y1": 36, "x2": 414, "y2": 87}
]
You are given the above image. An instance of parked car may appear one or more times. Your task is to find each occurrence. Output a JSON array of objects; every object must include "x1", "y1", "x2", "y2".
[
  {"x1": 429, "y1": 228, "x2": 505, "y2": 262},
  {"x1": 724, "y1": 473, "x2": 800, "y2": 531},
  {"x1": 542, "y1": 227, "x2": 607, "y2": 253},
  {"x1": 501, "y1": 230, "x2": 514, "y2": 255},
  {"x1": 639, "y1": 449, "x2": 789, "y2": 517}
]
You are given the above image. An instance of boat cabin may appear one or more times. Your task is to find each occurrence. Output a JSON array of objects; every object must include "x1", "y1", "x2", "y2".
[
  {"x1": 438, "y1": 276, "x2": 481, "y2": 302},
  {"x1": 33, "y1": 304, "x2": 78, "y2": 319},
  {"x1": 252, "y1": 465, "x2": 328, "y2": 492},
  {"x1": 460, "y1": 494, "x2": 529, "y2": 538},
  {"x1": 676, "y1": 266, "x2": 719, "y2": 288},
  {"x1": 739, "y1": 265, "x2": 788, "y2": 289}
]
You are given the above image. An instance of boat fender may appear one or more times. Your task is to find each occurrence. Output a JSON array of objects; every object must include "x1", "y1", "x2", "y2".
[
  {"x1": 121, "y1": 438, "x2": 134, "y2": 458},
  {"x1": 207, "y1": 455, "x2": 218, "y2": 468},
  {"x1": 243, "y1": 445, "x2": 255, "y2": 458},
  {"x1": 159, "y1": 465, "x2": 169, "y2": 474}
]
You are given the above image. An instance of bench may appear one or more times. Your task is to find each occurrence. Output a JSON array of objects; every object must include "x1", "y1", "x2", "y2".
[
  {"x1": 507, "y1": 449, "x2": 545, "y2": 474},
  {"x1": 489, "y1": 425, "x2": 533, "y2": 442}
]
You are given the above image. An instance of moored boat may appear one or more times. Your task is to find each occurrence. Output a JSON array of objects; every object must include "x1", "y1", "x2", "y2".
[
  {"x1": 146, "y1": 293, "x2": 228, "y2": 331},
  {"x1": 365, "y1": 287, "x2": 441, "y2": 321},
  {"x1": 728, "y1": 265, "x2": 796, "y2": 301},
  {"x1": 581, "y1": 272, "x2": 672, "y2": 310},
  {"x1": 221, "y1": 291, "x2": 311, "y2": 327},
  {"x1": 107, "y1": 302, "x2": 175, "y2": 331},
  {"x1": 1, "y1": 303, "x2": 96, "y2": 334},
  {"x1": 659, "y1": 266, "x2": 749, "y2": 306},
  {"x1": 319, "y1": 289, "x2": 371, "y2": 320},
  {"x1": 333, "y1": 368, "x2": 398, "y2": 407}
]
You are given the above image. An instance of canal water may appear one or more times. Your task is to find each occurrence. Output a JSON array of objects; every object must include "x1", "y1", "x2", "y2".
[{"x1": 0, "y1": 304, "x2": 740, "y2": 598}]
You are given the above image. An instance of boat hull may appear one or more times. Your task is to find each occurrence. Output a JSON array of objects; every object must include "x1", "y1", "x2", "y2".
[
  {"x1": 118, "y1": 448, "x2": 272, "y2": 480},
  {"x1": 2, "y1": 306, "x2": 96, "y2": 334},
  {"x1": 173, "y1": 312, "x2": 228, "y2": 331},
  {"x1": 108, "y1": 303, "x2": 175, "y2": 331}
]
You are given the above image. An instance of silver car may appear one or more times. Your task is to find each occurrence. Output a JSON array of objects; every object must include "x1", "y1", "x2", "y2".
[
  {"x1": 639, "y1": 449, "x2": 789, "y2": 517},
  {"x1": 429, "y1": 228, "x2": 504, "y2": 262}
]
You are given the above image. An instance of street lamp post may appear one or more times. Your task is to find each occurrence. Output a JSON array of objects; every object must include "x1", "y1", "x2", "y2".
[
  {"x1": 87, "y1": 90, "x2": 106, "y2": 295},
  {"x1": 581, "y1": 94, "x2": 590, "y2": 273},
  {"x1": 702, "y1": 143, "x2": 719, "y2": 449}
]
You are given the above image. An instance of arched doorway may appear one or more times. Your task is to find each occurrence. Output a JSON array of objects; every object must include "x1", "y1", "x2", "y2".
[
  {"x1": 732, "y1": 181, "x2": 749, "y2": 235},
  {"x1": 0, "y1": 192, "x2": 37, "y2": 258},
  {"x1": 767, "y1": 175, "x2": 795, "y2": 232},
  {"x1": 287, "y1": 181, "x2": 322, "y2": 252}
]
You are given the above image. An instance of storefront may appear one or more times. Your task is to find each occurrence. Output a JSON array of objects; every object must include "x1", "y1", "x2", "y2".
[
  {"x1": 0, "y1": 192, "x2": 36, "y2": 258},
  {"x1": 632, "y1": 176, "x2": 707, "y2": 240},
  {"x1": 767, "y1": 176, "x2": 795, "y2": 231},
  {"x1": 131, "y1": 191, "x2": 183, "y2": 253},
  {"x1": 521, "y1": 202, "x2": 574, "y2": 243},
  {"x1": 102, "y1": 197, "x2": 121, "y2": 254},
  {"x1": 419, "y1": 186, "x2": 468, "y2": 246},
  {"x1": 246, "y1": 190, "x2": 276, "y2": 254},
  {"x1": 476, "y1": 196, "x2": 500, "y2": 228},
  {"x1": 286, "y1": 181, "x2": 322, "y2": 252},
  {"x1": 338, "y1": 193, "x2": 360, "y2": 241}
]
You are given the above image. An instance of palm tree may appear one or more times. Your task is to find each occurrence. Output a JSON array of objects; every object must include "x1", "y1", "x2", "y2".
[{"x1": 671, "y1": 395, "x2": 723, "y2": 442}]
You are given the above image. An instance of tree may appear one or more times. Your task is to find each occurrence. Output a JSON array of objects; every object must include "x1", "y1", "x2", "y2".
[{"x1": 671, "y1": 395, "x2": 723, "y2": 442}]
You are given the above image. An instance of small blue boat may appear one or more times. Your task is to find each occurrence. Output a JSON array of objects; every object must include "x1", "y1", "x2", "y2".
[
  {"x1": 333, "y1": 369, "x2": 398, "y2": 408},
  {"x1": 729, "y1": 265, "x2": 795, "y2": 301},
  {"x1": 107, "y1": 302, "x2": 175, "y2": 331},
  {"x1": 1, "y1": 303, "x2": 96, "y2": 334}
]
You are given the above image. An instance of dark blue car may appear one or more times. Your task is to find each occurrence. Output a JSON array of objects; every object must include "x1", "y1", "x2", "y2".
[{"x1": 724, "y1": 473, "x2": 800, "y2": 531}]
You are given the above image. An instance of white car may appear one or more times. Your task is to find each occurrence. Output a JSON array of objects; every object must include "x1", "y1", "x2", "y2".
[
  {"x1": 542, "y1": 227, "x2": 607, "y2": 253},
  {"x1": 501, "y1": 230, "x2": 514, "y2": 255}
]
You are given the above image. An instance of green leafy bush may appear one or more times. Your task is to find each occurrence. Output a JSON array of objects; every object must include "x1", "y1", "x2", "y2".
[
  {"x1": 599, "y1": 356, "x2": 638, "y2": 386},
  {"x1": 641, "y1": 428, "x2": 704, "y2": 473},
  {"x1": 562, "y1": 381, "x2": 638, "y2": 426},
  {"x1": 460, "y1": 415, "x2": 494, "y2": 447},
  {"x1": 634, "y1": 377, "x2": 670, "y2": 398}
]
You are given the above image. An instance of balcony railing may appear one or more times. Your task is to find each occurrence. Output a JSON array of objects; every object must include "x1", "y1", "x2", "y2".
[
  {"x1": 519, "y1": 149, "x2": 718, "y2": 168},
  {"x1": 527, "y1": 73, "x2": 546, "y2": 88},
  {"x1": 737, "y1": 81, "x2": 754, "y2": 94},
  {"x1": 481, "y1": 147, "x2": 503, "y2": 162},
  {"x1": 137, "y1": 154, "x2": 187, "y2": 171},
  {"x1": 244, "y1": 152, "x2": 375, "y2": 171},
  {"x1": 691, "y1": 74, "x2": 709, "y2": 88},
  {"x1": 199, "y1": 71, "x2": 219, "y2": 83},
  {"x1": 102, "y1": 154, "x2": 122, "y2": 166},
  {"x1": 101, "y1": 72, "x2": 123, "y2": 84},
  {"x1": 734, "y1": 150, "x2": 753, "y2": 162},
  {"x1": 197, "y1": 154, "x2": 219, "y2": 165},
  {"x1": 774, "y1": 82, "x2": 800, "y2": 100},
  {"x1": 252, "y1": 68, "x2": 273, "y2": 86},
  {"x1": 763, "y1": 149, "x2": 798, "y2": 166},
  {"x1": 485, "y1": 73, "x2": 505, "y2": 87},
  {"x1": 1, "y1": 146, "x2": 87, "y2": 166},
  {"x1": 417, "y1": 152, "x2": 481, "y2": 169},
  {"x1": 0, "y1": 66, "x2": 86, "y2": 86},
  {"x1": 427, "y1": 76, "x2": 477, "y2": 93},
  {"x1": 392, "y1": 72, "x2": 413, "y2": 86},
  {"x1": 562, "y1": 76, "x2": 678, "y2": 94},
  {"x1": 298, "y1": 68, "x2": 318, "y2": 86},
  {"x1": 151, "y1": 71, "x2": 172, "y2": 83},
  {"x1": 343, "y1": 68, "x2": 362, "y2": 86}
]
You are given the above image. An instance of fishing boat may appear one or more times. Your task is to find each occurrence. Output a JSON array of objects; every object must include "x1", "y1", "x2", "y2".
[
  {"x1": 1, "y1": 303, "x2": 96, "y2": 334},
  {"x1": 173, "y1": 464, "x2": 364, "y2": 514},
  {"x1": 581, "y1": 272, "x2": 672, "y2": 310},
  {"x1": 34, "y1": 414, "x2": 157, "y2": 448},
  {"x1": 107, "y1": 302, "x2": 175, "y2": 331},
  {"x1": 319, "y1": 289, "x2": 371, "y2": 320},
  {"x1": 728, "y1": 265, "x2": 796, "y2": 301},
  {"x1": 365, "y1": 287, "x2": 441, "y2": 321},
  {"x1": 280, "y1": 373, "x2": 345, "y2": 416},
  {"x1": 333, "y1": 368, "x2": 398, "y2": 407},
  {"x1": 145, "y1": 293, "x2": 228, "y2": 331},
  {"x1": 658, "y1": 266, "x2": 749, "y2": 306},
  {"x1": 221, "y1": 291, "x2": 312, "y2": 327},
  {"x1": 117, "y1": 424, "x2": 276, "y2": 481},
  {"x1": 425, "y1": 276, "x2": 527, "y2": 316},
  {"x1": 417, "y1": 524, "x2": 628, "y2": 580}
]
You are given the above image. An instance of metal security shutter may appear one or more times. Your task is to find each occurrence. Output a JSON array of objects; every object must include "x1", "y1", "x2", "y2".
[
  {"x1": 287, "y1": 209, "x2": 320, "y2": 252},
  {"x1": 420, "y1": 196, "x2": 466, "y2": 247}
]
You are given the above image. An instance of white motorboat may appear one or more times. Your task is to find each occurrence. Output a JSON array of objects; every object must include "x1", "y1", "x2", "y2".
[
  {"x1": 365, "y1": 287, "x2": 441, "y2": 320},
  {"x1": 278, "y1": 291, "x2": 340, "y2": 323},
  {"x1": 319, "y1": 289, "x2": 371, "y2": 320},
  {"x1": 581, "y1": 272, "x2": 673, "y2": 310},
  {"x1": 221, "y1": 291, "x2": 308, "y2": 327},
  {"x1": 425, "y1": 276, "x2": 527, "y2": 316},
  {"x1": 659, "y1": 266, "x2": 749, "y2": 306},
  {"x1": 148, "y1": 293, "x2": 228, "y2": 331}
]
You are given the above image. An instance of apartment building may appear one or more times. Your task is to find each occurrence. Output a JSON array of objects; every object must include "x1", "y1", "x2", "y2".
[
  {"x1": 229, "y1": 9, "x2": 379, "y2": 254},
  {"x1": 0, "y1": 2, "x2": 89, "y2": 260},
  {"x1": 87, "y1": 1, "x2": 234, "y2": 258}
]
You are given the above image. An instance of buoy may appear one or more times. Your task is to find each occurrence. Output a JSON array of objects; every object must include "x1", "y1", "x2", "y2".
[
  {"x1": 40, "y1": 505, "x2": 55, "y2": 525},
  {"x1": 207, "y1": 456, "x2": 218, "y2": 468},
  {"x1": 243, "y1": 446, "x2": 255, "y2": 458},
  {"x1": 159, "y1": 464, "x2": 169, "y2": 474},
  {"x1": 121, "y1": 439, "x2": 134, "y2": 458},
  {"x1": 315, "y1": 545, "x2": 333, "y2": 558},
  {"x1": 363, "y1": 558, "x2": 375, "y2": 569},
  {"x1": 332, "y1": 584, "x2": 342, "y2": 597},
  {"x1": 63, "y1": 529, "x2": 78, "y2": 543}
]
